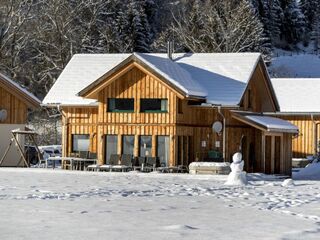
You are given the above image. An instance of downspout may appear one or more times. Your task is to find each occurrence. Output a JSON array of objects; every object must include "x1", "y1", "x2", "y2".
[
  {"x1": 217, "y1": 106, "x2": 226, "y2": 161},
  {"x1": 312, "y1": 114, "x2": 320, "y2": 155}
]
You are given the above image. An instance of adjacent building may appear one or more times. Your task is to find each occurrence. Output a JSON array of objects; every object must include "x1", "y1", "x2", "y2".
[
  {"x1": 271, "y1": 78, "x2": 320, "y2": 158},
  {"x1": 0, "y1": 72, "x2": 40, "y2": 166}
]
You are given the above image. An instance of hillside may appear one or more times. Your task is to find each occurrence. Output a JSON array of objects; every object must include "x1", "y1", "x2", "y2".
[{"x1": 269, "y1": 51, "x2": 320, "y2": 78}]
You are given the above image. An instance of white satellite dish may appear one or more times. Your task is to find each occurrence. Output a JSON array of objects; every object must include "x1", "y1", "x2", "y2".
[
  {"x1": 0, "y1": 109, "x2": 8, "y2": 122},
  {"x1": 212, "y1": 121, "x2": 223, "y2": 133}
]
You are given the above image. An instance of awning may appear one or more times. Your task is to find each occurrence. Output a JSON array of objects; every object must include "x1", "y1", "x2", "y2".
[{"x1": 232, "y1": 111, "x2": 299, "y2": 134}]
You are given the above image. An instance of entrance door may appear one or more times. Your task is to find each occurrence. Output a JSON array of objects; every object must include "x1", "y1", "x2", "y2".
[
  {"x1": 105, "y1": 135, "x2": 118, "y2": 164},
  {"x1": 264, "y1": 134, "x2": 282, "y2": 174},
  {"x1": 177, "y1": 136, "x2": 191, "y2": 166}
]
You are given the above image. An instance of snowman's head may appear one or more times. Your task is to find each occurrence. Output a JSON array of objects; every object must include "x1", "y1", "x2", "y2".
[{"x1": 232, "y1": 152, "x2": 242, "y2": 163}]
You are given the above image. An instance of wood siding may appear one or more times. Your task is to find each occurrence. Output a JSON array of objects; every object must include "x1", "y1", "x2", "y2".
[
  {"x1": 0, "y1": 84, "x2": 28, "y2": 124},
  {"x1": 277, "y1": 115, "x2": 318, "y2": 158},
  {"x1": 61, "y1": 61, "x2": 293, "y2": 175}
]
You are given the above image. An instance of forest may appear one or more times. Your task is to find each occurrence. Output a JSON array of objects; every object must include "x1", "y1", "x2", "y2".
[{"x1": 0, "y1": 0, "x2": 319, "y2": 99}]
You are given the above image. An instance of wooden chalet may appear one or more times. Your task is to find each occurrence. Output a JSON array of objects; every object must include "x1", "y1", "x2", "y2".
[
  {"x1": 43, "y1": 53, "x2": 298, "y2": 175},
  {"x1": 271, "y1": 78, "x2": 320, "y2": 158},
  {"x1": 0, "y1": 72, "x2": 41, "y2": 166}
]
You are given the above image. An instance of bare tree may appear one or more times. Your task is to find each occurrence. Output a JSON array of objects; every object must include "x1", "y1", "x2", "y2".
[{"x1": 154, "y1": 0, "x2": 268, "y2": 55}]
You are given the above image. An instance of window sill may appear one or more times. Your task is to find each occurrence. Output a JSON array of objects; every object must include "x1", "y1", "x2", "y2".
[
  {"x1": 140, "y1": 111, "x2": 168, "y2": 113},
  {"x1": 108, "y1": 110, "x2": 135, "y2": 113}
]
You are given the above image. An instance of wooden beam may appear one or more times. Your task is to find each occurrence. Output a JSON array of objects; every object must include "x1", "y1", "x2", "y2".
[{"x1": 271, "y1": 135, "x2": 275, "y2": 174}]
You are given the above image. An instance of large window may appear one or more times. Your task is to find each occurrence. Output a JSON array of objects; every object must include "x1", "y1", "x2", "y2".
[
  {"x1": 108, "y1": 98, "x2": 134, "y2": 112},
  {"x1": 72, "y1": 134, "x2": 90, "y2": 152},
  {"x1": 140, "y1": 99, "x2": 168, "y2": 113},
  {"x1": 105, "y1": 135, "x2": 118, "y2": 164},
  {"x1": 157, "y1": 136, "x2": 170, "y2": 166},
  {"x1": 122, "y1": 135, "x2": 134, "y2": 155},
  {"x1": 139, "y1": 136, "x2": 152, "y2": 157}
]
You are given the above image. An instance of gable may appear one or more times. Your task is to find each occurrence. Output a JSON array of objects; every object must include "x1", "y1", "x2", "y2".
[
  {"x1": 0, "y1": 84, "x2": 28, "y2": 124},
  {"x1": 240, "y1": 60, "x2": 278, "y2": 112},
  {"x1": 97, "y1": 66, "x2": 180, "y2": 124},
  {"x1": 80, "y1": 58, "x2": 187, "y2": 100},
  {"x1": 0, "y1": 73, "x2": 40, "y2": 108}
]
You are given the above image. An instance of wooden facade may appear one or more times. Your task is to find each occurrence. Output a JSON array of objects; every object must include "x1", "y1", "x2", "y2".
[
  {"x1": 61, "y1": 58, "x2": 295, "y2": 175},
  {"x1": 274, "y1": 115, "x2": 320, "y2": 158},
  {"x1": 0, "y1": 80, "x2": 28, "y2": 124}
]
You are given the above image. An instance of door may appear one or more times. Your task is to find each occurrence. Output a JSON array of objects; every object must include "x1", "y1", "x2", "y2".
[
  {"x1": 157, "y1": 136, "x2": 170, "y2": 166},
  {"x1": 105, "y1": 135, "x2": 118, "y2": 164}
]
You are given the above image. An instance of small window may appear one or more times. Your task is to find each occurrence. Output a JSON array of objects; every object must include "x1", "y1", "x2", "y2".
[
  {"x1": 140, "y1": 99, "x2": 168, "y2": 113},
  {"x1": 108, "y1": 98, "x2": 134, "y2": 112},
  {"x1": 72, "y1": 134, "x2": 90, "y2": 152},
  {"x1": 178, "y1": 99, "x2": 183, "y2": 114},
  {"x1": 248, "y1": 89, "x2": 252, "y2": 109}
]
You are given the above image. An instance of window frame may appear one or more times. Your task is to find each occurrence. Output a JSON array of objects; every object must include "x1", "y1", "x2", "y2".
[
  {"x1": 72, "y1": 134, "x2": 90, "y2": 152},
  {"x1": 139, "y1": 98, "x2": 168, "y2": 113},
  {"x1": 107, "y1": 98, "x2": 134, "y2": 113}
]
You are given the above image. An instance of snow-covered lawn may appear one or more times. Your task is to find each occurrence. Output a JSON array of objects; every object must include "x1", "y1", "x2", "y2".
[{"x1": 0, "y1": 169, "x2": 320, "y2": 240}]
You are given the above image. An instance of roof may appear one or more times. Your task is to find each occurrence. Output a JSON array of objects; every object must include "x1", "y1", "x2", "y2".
[
  {"x1": 43, "y1": 52, "x2": 262, "y2": 106},
  {"x1": 0, "y1": 72, "x2": 41, "y2": 108},
  {"x1": 232, "y1": 111, "x2": 299, "y2": 133},
  {"x1": 271, "y1": 78, "x2": 320, "y2": 113}
]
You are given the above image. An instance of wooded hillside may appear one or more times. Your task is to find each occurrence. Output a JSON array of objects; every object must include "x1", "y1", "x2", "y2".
[{"x1": 0, "y1": 0, "x2": 319, "y2": 99}]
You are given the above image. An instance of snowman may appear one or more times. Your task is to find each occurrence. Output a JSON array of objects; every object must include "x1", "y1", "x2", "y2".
[{"x1": 225, "y1": 152, "x2": 247, "y2": 186}]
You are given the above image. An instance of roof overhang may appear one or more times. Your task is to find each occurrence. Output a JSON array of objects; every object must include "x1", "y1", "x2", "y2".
[
  {"x1": 232, "y1": 111, "x2": 299, "y2": 134},
  {"x1": 0, "y1": 73, "x2": 41, "y2": 108}
]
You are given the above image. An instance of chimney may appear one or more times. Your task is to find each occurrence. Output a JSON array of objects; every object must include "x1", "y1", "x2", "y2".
[{"x1": 167, "y1": 41, "x2": 174, "y2": 60}]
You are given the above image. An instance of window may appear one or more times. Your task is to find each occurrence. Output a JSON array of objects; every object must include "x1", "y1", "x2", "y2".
[
  {"x1": 178, "y1": 99, "x2": 183, "y2": 114},
  {"x1": 248, "y1": 89, "x2": 252, "y2": 109},
  {"x1": 122, "y1": 135, "x2": 134, "y2": 155},
  {"x1": 72, "y1": 134, "x2": 90, "y2": 152},
  {"x1": 139, "y1": 136, "x2": 152, "y2": 157},
  {"x1": 157, "y1": 136, "x2": 170, "y2": 166},
  {"x1": 105, "y1": 135, "x2": 118, "y2": 164},
  {"x1": 140, "y1": 99, "x2": 168, "y2": 113},
  {"x1": 108, "y1": 98, "x2": 134, "y2": 112}
]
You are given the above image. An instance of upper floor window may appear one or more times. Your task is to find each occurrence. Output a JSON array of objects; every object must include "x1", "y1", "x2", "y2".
[
  {"x1": 108, "y1": 98, "x2": 134, "y2": 112},
  {"x1": 140, "y1": 99, "x2": 168, "y2": 113}
]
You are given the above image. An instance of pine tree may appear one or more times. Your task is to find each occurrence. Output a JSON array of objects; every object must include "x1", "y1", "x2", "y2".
[
  {"x1": 116, "y1": 0, "x2": 154, "y2": 52},
  {"x1": 280, "y1": 0, "x2": 305, "y2": 45},
  {"x1": 251, "y1": 0, "x2": 283, "y2": 46}
]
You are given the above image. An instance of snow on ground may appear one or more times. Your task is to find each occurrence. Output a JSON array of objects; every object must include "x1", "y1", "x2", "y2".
[
  {"x1": 0, "y1": 169, "x2": 320, "y2": 240},
  {"x1": 269, "y1": 53, "x2": 320, "y2": 78}
]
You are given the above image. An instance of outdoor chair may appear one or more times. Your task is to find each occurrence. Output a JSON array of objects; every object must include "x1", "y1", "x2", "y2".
[
  {"x1": 86, "y1": 164, "x2": 101, "y2": 171},
  {"x1": 142, "y1": 157, "x2": 158, "y2": 172},
  {"x1": 133, "y1": 157, "x2": 145, "y2": 171},
  {"x1": 100, "y1": 154, "x2": 120, "y2": 172},
  {"x1": 111, "y1": 154, "x2": 133, "y2": 172},
  {"x1": 156, "y1": 162, "x2": 169, "y2": 173}
]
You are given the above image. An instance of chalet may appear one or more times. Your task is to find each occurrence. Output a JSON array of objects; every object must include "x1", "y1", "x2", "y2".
[
  {"x1": 0, "y1": 72, "x2": 41, "y2": 166},
  {"x1": 43, "y1": 53, "x2": 298, "y2": 175},
  {"x1": 271, "y1": 78, "x2": 320, "y2": 158}
]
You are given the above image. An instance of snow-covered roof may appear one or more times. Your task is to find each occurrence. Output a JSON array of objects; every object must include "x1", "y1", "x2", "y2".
[
  {"x1": 271, "y1": 78, "x2": 320, "y2": 113},
  {"x1": 0, "y1": 72, "x2": 41, "y2": 107},
  {"x1": 232, "y1": 111, "x2": 298, "y2": 133},
  {"x1": 43, "y1": 54, "x2": 132, "y2": 106},
  {"x1": 43, "y1": 52, "x2": 262, "y2": 106}
]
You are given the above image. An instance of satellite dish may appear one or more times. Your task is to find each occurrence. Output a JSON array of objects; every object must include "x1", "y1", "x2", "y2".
[
  {"x1": 212, "y1": 121, "x2": 223, "y2": 133},
  {"x1": 0, "y1": 109, "x2": 7, "y2": 122}
]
